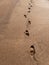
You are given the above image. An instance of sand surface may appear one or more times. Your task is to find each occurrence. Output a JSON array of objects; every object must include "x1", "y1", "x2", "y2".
[{"x1": 0, "y1": 0, "x2": 49, "y2": 65}]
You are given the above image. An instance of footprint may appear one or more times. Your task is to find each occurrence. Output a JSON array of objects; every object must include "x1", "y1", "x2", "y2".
[
  {"x1": 24, "y1": 30, "x2": 29, "y2": 36},
  {"x1": 28, "y1": 10, "x2": 31, "y2": 13},
  {"x1": 29, "y1": 2, "x2": 33, "y2": 7},
  {"x1": 25, "y1": 30, "x2": 28, "y2": 32},
  {"x1": 24, "y1": 14, "x2": 27, "y2": 18},
  {"x1": 30, "y1": 0, "x2": 33, "y2": 3},
  {"x1": 30, "y1": 45, "x2": 34, "y2": 48},
  {"x1": 25, "y1": 32, "x2": 29, "y2": 36},
  {"x1": 30, "y1": 45, "x2": 38, "y2": 63},
  {"x1": 28, "y1": 7, "x2": 31, "y2": 10},
  {"x1": 28, "y1": 20, "x2": 31, "y2": 24},
  {"x1": 30, "y1": 5, "x2": 32, "y2": 7},
  {"x1": 30, "y1": 45, "x2": 35, "y2": 56}
]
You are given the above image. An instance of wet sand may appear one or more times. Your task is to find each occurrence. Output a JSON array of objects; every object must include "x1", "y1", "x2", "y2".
[{"x1": 0, "y1": 0, "x2": 49, "y2": 65}]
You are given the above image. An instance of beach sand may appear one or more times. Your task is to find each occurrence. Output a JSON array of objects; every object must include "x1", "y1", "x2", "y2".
[{"x1": 0, "y1": 0, "x2": 49, "y2": 65}]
